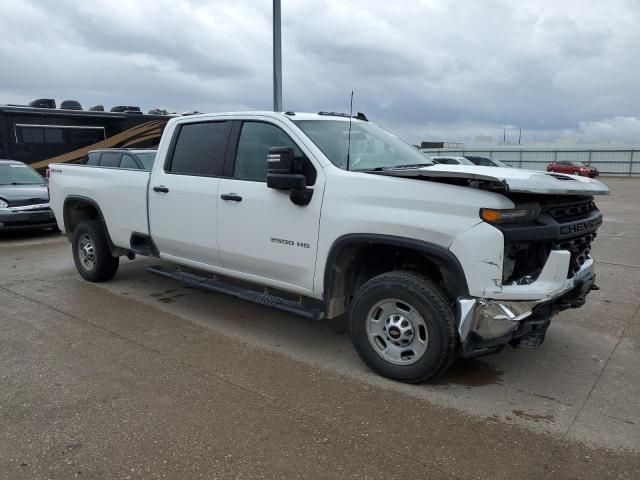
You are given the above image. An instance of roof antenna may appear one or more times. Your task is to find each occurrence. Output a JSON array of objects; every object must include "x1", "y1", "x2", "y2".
[{"x1": 346, "y1": 90, "x2": 354, "y2": 171}]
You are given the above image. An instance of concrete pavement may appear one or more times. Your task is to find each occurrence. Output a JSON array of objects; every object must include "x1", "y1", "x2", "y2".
[{"x1": 1, "y1": 177, "x2": 639, "y2": 479}]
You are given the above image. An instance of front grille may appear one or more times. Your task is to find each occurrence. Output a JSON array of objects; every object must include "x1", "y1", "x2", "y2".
[
  {"x1": 553, "y1": 232, "x2": 596, "y2": 278},
  {"x1": 541, "y1": 198, "x2": 597, "y2": 223},
  {"x1": 502, "y1": 195, "x2": 601, "y2": 283}
]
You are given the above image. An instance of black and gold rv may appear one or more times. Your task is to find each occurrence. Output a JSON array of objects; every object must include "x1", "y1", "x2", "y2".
[{"x1": 0, "y1": 99, "x2": 173, "y2": 171}]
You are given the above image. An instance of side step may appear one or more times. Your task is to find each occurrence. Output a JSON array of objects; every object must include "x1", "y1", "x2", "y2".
[
  {"x1": 130, "y1": 245, "x2": 155, "y2": 257},
  {"x1": 147, "y1": 265, "x2": 323, "y2": 321}
]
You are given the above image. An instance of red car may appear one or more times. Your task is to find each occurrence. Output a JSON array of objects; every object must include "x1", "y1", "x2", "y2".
[{"x1": 547, "y1": 161, "x2": 599, "y2": 177}]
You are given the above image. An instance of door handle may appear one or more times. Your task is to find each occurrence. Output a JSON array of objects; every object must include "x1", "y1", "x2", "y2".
[
  {"x1": 221, "y1": 193, "x2": 242, "y2": 202},
  {"x1": 153, "y1": 185, "x2": 169, "y2": 193}
]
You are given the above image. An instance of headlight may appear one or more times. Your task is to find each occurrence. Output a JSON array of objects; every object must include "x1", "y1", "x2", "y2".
[
  {"x1": 480, "y1": 204, "x2": 540, "y2": 224},
  {"x1": 0, "y1": 198, "x2": 8, "y2": 208}
]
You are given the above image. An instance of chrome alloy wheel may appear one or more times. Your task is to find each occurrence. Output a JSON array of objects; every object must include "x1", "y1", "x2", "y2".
[
  {"x1": 78, "y1": 233, "x2": 96, "y2": 271},
  {"x1": 365, "y1": 298, "x2": 429, "y2": 365}
]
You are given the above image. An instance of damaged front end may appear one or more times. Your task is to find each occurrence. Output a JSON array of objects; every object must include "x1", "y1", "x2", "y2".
[
  {"x1": 457, "y1": 259, "x2": 597, "y2": 357},
  {"x1": 374, "y1": 164, "x2": 608, "y2": 357},
  {"x1": 456, "y1": 194, "x2": 603, "y2": 357}
]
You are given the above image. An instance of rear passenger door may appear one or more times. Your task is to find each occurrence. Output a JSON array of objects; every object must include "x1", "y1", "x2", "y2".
[{"x1": 149, "y1": 120, "x2": 231, "y2": 267}]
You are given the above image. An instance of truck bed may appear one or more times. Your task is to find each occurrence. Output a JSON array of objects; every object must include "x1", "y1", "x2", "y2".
[{"x1": 49, "y1": 164, "x2": 150, "y2": 249}]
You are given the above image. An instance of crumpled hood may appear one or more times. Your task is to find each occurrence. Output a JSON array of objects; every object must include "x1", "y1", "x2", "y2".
[{"x1": 377, "y1": 165, "x2": 610, "y2": 195}]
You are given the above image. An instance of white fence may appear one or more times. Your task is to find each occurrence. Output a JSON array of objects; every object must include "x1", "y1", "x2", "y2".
[{"x1": 421, "y1": 148, "x2": 640, "y2": 176}]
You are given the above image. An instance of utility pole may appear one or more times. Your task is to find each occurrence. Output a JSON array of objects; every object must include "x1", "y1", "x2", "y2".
[
  {"x1": 273, "y1": 0, "x2": 282, "y2": 112},
  {"x1": 518, "y1": 128, "x2": 522, "y2": 144}
]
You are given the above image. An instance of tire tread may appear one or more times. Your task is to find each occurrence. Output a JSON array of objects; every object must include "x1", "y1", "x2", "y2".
[
  {"x1": 349, "y1": 270, "x2": 457, "y2": 383},
  {"x1": 72, "y1": 220, "x2": 119, "y2": 282}
]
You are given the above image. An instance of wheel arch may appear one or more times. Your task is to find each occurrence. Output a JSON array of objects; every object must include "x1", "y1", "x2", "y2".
[
  {"x1": 322, "y1": 234, "x2": 469, "y2": 319},
  {"x1": 63, "y1": 196, "x2": 118, "y2": 255}
]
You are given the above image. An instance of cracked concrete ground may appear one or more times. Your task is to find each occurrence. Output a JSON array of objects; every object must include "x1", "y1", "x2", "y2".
[{"x1": 0, "y1": 177, "x2": 639, "y2": 479}]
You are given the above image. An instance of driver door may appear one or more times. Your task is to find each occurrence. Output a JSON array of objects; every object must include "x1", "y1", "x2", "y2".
[{"x1": 217, "y1": 120, "x2": 324, "y2": 293}]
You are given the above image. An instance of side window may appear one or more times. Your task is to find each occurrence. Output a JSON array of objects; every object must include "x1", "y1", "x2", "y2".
[
  {"x1": 85, "y1": 152, "x2": 101, "y2": 165},
  {"x1": 43, "y1": 128, "x2": 64, "y2": 144},
  {"x1": 19, "y1": 127, "x2": 44, "y2": 144},
  {"x1": 234, "y1": 122, "x2": 305, "y2": 183},
  {"x1": 168, "y1": 121, "x2": 229, "y2": 176},
  {"x1": 67, "y1": 128, "x2": 105, "y2": 149},
  {"x1": 120, "y1": 154, "x2": 140, "y2": 169},
  {"x1": 100, "y1": 152, "x2": 122, "y2": 168}
]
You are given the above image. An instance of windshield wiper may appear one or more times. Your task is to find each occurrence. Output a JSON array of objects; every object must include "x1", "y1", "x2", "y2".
[
  {"x1": 381, "y1": 163, "x2": 433, "y2": 170},
  {"x1": 9, "y1": 182, "x2": 44, "y2": 185},
  {"x1": 352, "y1": 162, "x2": 434, "y2": 173}
]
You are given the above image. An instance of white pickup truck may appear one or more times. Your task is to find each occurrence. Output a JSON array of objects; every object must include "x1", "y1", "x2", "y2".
[{"x1": 49, "y1": 111, "x2": 609, "y2": 383}]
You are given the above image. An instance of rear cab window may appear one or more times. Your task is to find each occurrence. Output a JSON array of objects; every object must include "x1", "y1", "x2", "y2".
[{"x1": 167, "y1": 121, "x2": 230, "y2": 176}]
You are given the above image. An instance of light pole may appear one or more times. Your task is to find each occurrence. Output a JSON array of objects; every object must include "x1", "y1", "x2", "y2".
[{"x1": 273, "y1": 0, "x2": 282, "y2": 112}]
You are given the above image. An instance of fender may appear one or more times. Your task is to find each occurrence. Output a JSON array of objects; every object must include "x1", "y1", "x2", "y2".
[
  {"x1": 323, "y1": 233, "x2": 470, "y2": 310},
  {"x1": 62, "y1": 195, "x2": 119, "y2": 255}
]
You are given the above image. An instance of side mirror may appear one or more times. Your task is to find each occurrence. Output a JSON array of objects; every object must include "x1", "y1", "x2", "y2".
[
  {"x1": 266, "y1": 146, "x2": 313, "y2": 206},
  {"x1": 267, "y1": 146, "x2": 306, "y2": 190}
]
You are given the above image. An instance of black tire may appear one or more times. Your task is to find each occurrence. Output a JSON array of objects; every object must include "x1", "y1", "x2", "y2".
[
  {"x1": 72, "y1": 220, "x2": 119, "y2": 282},
  {"x1": 349, "y1": 270, "x2": 457, "y2": 383}
]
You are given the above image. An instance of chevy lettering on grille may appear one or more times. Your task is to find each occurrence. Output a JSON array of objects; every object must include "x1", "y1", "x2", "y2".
[{"x1": 559, "y1": 214, "x2": 603, "y2": 237}]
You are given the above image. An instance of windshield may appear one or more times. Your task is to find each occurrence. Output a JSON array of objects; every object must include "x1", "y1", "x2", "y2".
[
  {"x1": 571, "y1": 161, "x2": 587, "y2": 167},
  {"x1": 0, "y1": 163, "x2": 45, "y2": 185},
  {"x1": 136, "y1": 152, "x2": 156, "y2": 171},
  {"x1": 293, "y1": 120, "x2": 432, "y2": 170}
]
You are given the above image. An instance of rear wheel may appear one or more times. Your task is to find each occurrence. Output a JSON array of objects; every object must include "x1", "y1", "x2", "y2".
[
  {"x1": 72, "y1": 220, "x2": 119, "y2": 282},
  {"x1": 349, "y1": 271, "x2": 457, "y2": 383}
]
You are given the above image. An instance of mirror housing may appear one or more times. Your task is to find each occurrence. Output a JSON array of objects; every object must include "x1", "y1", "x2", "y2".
[
  {"x1": 266, "y1": 146, "x2": 313, "y2": 206},
  {"x1": 267, "y1": 146, "x2": 294, "y2": 175},
  {"x1": 267, "y1": 173, "x2": 307, "y2": 190},
  {"x1": 267, "y1": 146, "x2": 306, "y2": 190}
]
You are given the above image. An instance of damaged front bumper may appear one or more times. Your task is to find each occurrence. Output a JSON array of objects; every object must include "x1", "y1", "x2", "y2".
[{"x1": 456, "y1": 255, "x2": 597, "y2": 357}]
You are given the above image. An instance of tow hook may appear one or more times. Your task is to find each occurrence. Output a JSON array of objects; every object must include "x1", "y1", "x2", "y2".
[{"x1": 590, "y1": 284, "x2": 600, "y2": 291}]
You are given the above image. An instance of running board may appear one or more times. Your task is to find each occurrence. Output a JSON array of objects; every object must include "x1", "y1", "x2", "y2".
[{"x1": 147, "y1": 265, "x2": 322, "y2": 321}]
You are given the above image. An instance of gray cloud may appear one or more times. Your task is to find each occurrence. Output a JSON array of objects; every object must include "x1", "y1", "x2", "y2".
[{"x1": 0, "y1": 0, "x2": 639, "y2": 144}]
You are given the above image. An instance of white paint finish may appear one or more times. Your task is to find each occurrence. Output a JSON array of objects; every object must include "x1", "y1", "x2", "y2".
[
  {"x1": 312, "y1": 165, "x2": 513, "y2": 296},
  {"x1": 48, "y1": 165, "x2": 149, "y2": 247},
  {"x1": 449, "y1": 221, "x2": 505, "y2": 297},
  {"x1": 148, "y1": 172, "x2": 222, "y2": 267},
  {"x1": 49, "y1": 111, "x2": 604, "y2": 307},
  {"x1": 160, "y1": 252, "x2": 314, "y2": 297},
  {"x1": 494, "y1": 251, "x2": 573, "y2": 301},
  {"x1": 380, "y1": 164, "x2": 611, "y2": 195},
  {"x1": 217, "y1": 178, "x2": 324, "y2": 292}
]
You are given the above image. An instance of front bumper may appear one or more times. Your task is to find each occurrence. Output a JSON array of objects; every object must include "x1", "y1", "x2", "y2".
[
  {"x1": 456, "y1": 254, "x2": 596, "y2": 357},
  {"x1": 0, "y1": 204, "x2": 57, "y2": 231}
]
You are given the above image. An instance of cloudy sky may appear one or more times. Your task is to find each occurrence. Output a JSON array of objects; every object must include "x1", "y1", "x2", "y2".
[{"x1": 1, "y1": 0, "x2": 639, "y2": 144}]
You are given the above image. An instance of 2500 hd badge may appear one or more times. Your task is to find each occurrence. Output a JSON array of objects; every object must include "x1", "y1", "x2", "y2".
[{"x1": 271, "y1": 237, "x2": 310, "y2": 248}]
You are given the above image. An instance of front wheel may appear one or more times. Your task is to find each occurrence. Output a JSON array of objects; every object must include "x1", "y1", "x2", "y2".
[
  {"x1": 349, "y1": 271, "x2": 457, "y2": 383},
  {"x1": 72, "y1": 220, "x2": 119, "y2": 282}
]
